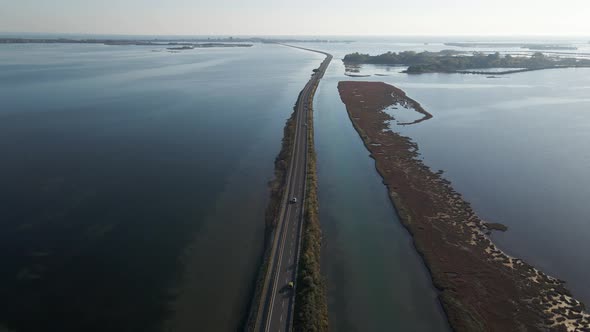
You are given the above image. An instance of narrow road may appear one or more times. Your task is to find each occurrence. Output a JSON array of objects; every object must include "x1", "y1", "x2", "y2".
[{"x1": 254, "y1": 45, "x2": 332, "y2": 332}]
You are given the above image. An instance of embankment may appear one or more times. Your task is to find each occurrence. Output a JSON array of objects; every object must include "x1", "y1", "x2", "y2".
[
  {"x1": 247, "y1": 46, "x2": 331, "y2": 332},
  {"x1": 293, "y1": 79, "x2": 329, "y2": 332},
  {"x1": 244, "y1": 105, "x2": 298, "y2": 331}
]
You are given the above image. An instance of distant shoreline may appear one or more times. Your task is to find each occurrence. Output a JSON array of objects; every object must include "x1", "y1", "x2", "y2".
[
  {"x1": 445, "y1": 42, "x2": 579, "y2": 50},
  {"x1": 0, "y1": 38, "x2": 254, "y2": 48},
  {"x1": 451, "y1": 66, "x2": 590, "y2": 75},
  {"x1": 0, "y1": 37, "x2": 353, "y2": 45}
]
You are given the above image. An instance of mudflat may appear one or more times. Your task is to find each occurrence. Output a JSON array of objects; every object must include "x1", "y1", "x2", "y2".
[{"x1": 338, "y1": 81, "x2": 590, "y2": 332}]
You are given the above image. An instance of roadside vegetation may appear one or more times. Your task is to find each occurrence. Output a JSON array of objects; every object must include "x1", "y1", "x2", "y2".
[
  {"x1": 248, "y1": 55, "x2": 331, "y2": 332},
  {"x1": 293, "y1": 84, "x2": 329, "y2": 332},
  {"x1": 245, "y1": 109, "x2": 297, "y2": 331},
  {"x1": 343, "y1": 50, "x2": 590, "y2": 74},
  {"x1": 265, "y1": 104, "x2": 298, "y2": 230}
]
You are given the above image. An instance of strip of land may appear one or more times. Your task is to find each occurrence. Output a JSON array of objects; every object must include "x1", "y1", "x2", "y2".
[
  {"x1": 343, "y1": 51, "x2": 590, "y2": 74},
  {"x1": 338, "y1": 81, "x2": 590, "y2": 332},
  {"x1": 248, "y1": 46, "x2": 331, "y2": 332},
  {"x1": 0, "y1": 38, "x2": 253, "y2": 48},
  {"x1": 292, "y1": 48, "x2": 330, "y2": 332},
  {"x1": 444, "y1": 42, "x2": 579, "y2": 50}
]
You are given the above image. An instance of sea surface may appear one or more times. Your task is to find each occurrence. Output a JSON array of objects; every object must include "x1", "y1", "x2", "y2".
[
  {"x1": 296, "y1": 37, "x2": 590, "y2": 330},
  {"x1": 3, "y1": 36, "x2": 590, "y2": 332},
  {"x1": 0, "y1": 42, "x2": 323, "y2": 331}
]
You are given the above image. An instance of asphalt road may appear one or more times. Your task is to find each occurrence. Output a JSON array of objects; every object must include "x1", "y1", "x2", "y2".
[{"x1": 255, "y1": 46, "x2": 332, "y2": 332}]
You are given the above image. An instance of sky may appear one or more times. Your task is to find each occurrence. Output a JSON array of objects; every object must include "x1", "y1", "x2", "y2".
[{"x1": 1, "y1": 0, "x2": 590, "y2": 36}]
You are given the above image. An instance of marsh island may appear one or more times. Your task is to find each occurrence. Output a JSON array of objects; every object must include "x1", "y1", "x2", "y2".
[{"x1": 338, "y1": 81, "x2": 590, "y2": 331}]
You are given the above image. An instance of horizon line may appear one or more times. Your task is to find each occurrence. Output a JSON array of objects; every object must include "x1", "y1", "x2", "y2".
[{"x1": 1, "y1": 31, "x2": 590, "y2": 39}]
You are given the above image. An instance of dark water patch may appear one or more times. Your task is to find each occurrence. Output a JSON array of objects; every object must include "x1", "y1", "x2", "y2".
[{"x1": 0, "y1": 43, "x2": 324, "y2": 331}]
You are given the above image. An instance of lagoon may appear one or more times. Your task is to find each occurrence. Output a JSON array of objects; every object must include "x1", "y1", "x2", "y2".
[{"x1": 0, "y1": 42, "x2": 323, "y2": 331}]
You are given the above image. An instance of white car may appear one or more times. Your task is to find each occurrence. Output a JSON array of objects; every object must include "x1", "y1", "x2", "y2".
[{"x1": 289, "y1": 197, "x2": 297, "y2": 204}]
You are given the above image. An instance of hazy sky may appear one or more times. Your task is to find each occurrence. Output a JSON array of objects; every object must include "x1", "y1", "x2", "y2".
[{"x1": 1, "y1": 0, "x2": 589, "y2": 36}]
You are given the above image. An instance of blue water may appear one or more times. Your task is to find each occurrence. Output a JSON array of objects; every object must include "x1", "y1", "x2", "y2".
[
  {"x1": 4, "y1": 37, "x2": 590, "y2": 332},
  {"x1": 387, "y1": 68, "x2": 590, "y2": 305},
  {"x1": 311, "y1": 44, "x2": 450, "y2": 332},
  {"x1": 314, "y1": 81, "x2": 450, "y2": 331},
  {"x1": 302, "y1": 39, "x2": 590, "y2": 330},
  {"x1": 0, "y1": 43, "x2": 323, "y2": 331}
]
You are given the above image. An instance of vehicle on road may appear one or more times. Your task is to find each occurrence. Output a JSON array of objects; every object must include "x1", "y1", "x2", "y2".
[
  {"x1": 287, "y1": 281, "x2": 294, "y2": 289},
  {"x1": 289, "y1": 197, "x2": 297, "y2": 204}
]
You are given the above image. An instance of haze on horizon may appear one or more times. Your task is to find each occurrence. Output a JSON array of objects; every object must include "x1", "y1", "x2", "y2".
[{"x1": 1, "y1": 0, "x2": 590, "y2": 37}]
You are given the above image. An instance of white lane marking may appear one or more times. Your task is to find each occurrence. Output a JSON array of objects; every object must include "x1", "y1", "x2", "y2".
[
  {"x1": 280, "y1": 314, "x2": 283, "y2": 322},
  {"x1": 263, "y1": 52, "x2": 329, "y2": 332},
  {"x1": 282, "y1": 300, "x2": 285, "y2": 308}
]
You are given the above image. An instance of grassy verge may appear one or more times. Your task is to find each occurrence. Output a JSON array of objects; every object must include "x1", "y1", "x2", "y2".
[
  {"x1": 293, "y1": 83, "x2": 329, "y2": 332},
  {"x1": 244, "y1": 106, "x2": 298, "y2": 331},
  {"x1": 265, "y1": 108, "x2": 298, "y2": 230}
]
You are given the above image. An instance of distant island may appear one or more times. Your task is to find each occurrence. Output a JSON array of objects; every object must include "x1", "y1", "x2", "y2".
[
  {"x1": 166, "y1": 43, "x2": 253, "y2": 50},
  {"x1": 166, "y1": 45, "x2": 195, "y2": 50},
  {"x1": 343, "y1": 50, "x2": 590, "y2": 74},
  {"x1": 444, "y1": 42, "x2": 578, "y2": 50}
]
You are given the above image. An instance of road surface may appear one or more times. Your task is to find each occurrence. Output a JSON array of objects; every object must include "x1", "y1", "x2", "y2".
[{"x1": 254, "y1": 46, "x2": 332, "y2": 332}]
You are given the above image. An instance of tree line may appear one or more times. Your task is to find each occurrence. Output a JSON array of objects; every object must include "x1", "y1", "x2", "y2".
[{"x1": 343, "y1": 51, "x2": 590, "y2": 74}]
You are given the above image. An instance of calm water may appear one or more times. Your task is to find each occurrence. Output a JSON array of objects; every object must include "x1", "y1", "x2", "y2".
[
  {"x1": 383, "y1": 68, "x2": 590, "y2": 305},
  {"x1": 309, "y1": 42, "x2": 451, "y2": 332},
  {"x1": 0, "y1": 43, "x2": 323, "y2": 331},
  {"x1": 299, "y1": 38, "x2": 590, "y2": 329},
  {"x1": 3, "y1": 37, "x2": 589, "y2": 332},
  {"x1": 314, "y1": 79, "x2": 450, "y2": 331}
]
